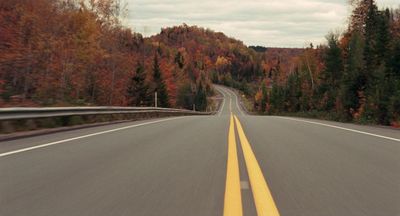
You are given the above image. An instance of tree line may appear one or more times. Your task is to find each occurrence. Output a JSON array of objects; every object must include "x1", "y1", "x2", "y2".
[
  {"x1": 254, "y1": 0, "x2": 400, "y2": 126},
  {"x1": 2, "y1": 0, "x2": 398, "y2": 125},
  {"x1": 1, "y1": 0, "x2": 262, "y2": 111}
]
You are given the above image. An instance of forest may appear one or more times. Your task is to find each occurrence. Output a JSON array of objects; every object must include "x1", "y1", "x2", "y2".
[
  {"x1": 253, "y1": 0, "x2": 400, "y2": 126},
  {"x1": 0, "y1": 0, "x2": 399, "y2": 126},
  {"x1": 0, "y1": 0, "x2": 261, "y2": 111}
]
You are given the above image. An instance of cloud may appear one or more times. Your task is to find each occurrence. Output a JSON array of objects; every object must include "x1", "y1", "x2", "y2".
[{"x1": 121, "y1": 0, "x2": 400, "y2": 47}]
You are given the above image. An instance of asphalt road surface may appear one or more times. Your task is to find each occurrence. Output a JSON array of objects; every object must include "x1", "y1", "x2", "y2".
[{"x1": 1, "y1": 86, "x2": 399, "y2": 216}]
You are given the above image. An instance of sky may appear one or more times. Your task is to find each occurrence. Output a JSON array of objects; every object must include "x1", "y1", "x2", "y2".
[{"x1": 122, "y1": 0, "x2": 399, "y2": 48}]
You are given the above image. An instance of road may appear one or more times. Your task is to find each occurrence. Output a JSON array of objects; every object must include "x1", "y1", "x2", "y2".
[{"x1": 1, "y1": 86, "x2": 399, "y2": 216}]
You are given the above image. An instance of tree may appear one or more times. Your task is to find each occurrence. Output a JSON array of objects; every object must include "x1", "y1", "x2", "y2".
[
  {"x1": 362, "y1": 2, "x2": 392, "y2": 123},
  {"x1": 319, "y1": 32, "x2": 343, "y2": 111},
  {"x1": 386, "y1": 34, "x2": 400, "y2": 125},
  {"x1": 285, "y1": 71, "x2": 301, "y2": 112},
  {"x1": 176, "y1": 82, "x2": 194, "y2": 110},
  {"x1": 349, "y1": 0, "x2": 373, "y2": 33},
  {"x1": 269, "y1": 83, "x2": 285, "y2": 113},
  {"x1": 340, "y1": 31, "x2": 365, "y2": 120},
  {"x1": 174, "y1": 51, "x2": 185, "y2": 69},
  {"x1": 194, "y1": 82, "x2": 207, "y2": 111},
  {"x1": 152, "y1": 54, "x2": 169, "y2": 107},
  {"x1": 260, "y1": 82, "x2": 268, "y2": 112},
  {"x1": 126, "y1": 62, "x2": 149, "y2": 106}
]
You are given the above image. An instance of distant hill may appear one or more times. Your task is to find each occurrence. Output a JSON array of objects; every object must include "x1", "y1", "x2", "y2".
[
  {"x1": 149, "y1": 24, "x2": 263, "y2": 89},
  {"x1": 250, "y1": 46, "x2": 304, "y2": 58},
  {"x1": 259, "y1": 47, "x2": 305, "y2": 85},
  {"x1": 249, "y1": 46, "x2": 268, "y2": 53}
]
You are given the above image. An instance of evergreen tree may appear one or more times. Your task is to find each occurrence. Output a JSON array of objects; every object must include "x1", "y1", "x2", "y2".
[
  {"x1": 373, "y1": 10, "x2": 392, "y2": 124},
  {"x1": 176, "y1": 82, "x2": 194, "y2": 110},
  {"x1": 376, "y1": 9, "x2": 391, "y2": 61},
  {"x1": 270, "y1": 84, "x2": 285, "y2": 113},
  {"x1": 174, "y1": 51, "x2": 185, "y2": 69},
  {"x1": 387, "y1": 38, "x2": 400, "y2": 124},
  {"x1": 363, "y1": 2, "x2": 392, "y2": 123},
  {"x1": 363, "y1": 0, "x2": 378, "y2": 86},
  {"x1": 260, "y1": 82, "x2": 268, "y2": 112},
  {"x1": 349, "y1": 0, "x2": 372, "y2": 33},
  {"x1": 388, "y1": 39, "x2": 400, "y2": 79},
  {"x1": 127, "y1": 62, "x2": 149, "y2": 106},
  {"x1": 340, "y1": 31, "x2": 365, "y2": 120},
  {"x1": 152, "y1": 54, "x2": 170, "y2": 107},
  {"x1": 286, "y1": 71, "x2": 301, "y2": 112},
  {"x1": 320, "y1": 33, "x2": 343, "y2": 111},
  {"x1": 194, "y1": 82, "x2": 207, "y2": 111}
]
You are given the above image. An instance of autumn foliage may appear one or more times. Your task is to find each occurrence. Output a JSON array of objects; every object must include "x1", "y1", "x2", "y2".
[
  {"x1": 2, "y1": 0, "x2": 399, "y2": 124},
  {"x1": 0, "y1": 0, "x2": 267, "y2": 111},
  {"x1": 0, "y1": 0, "x2": 142, "y2": 106}
]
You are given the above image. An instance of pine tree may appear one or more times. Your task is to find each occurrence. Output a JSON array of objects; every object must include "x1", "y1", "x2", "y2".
[
  {"x1": 127, "y1": 62, "x2": 149, "y2": 106},
  {"x1": 386, "y1": 35, "x2": 400, "y2": 124},
  {"x1": 152, "y1": 54, "x2": 169, "y2": 107},
  {"x1": 373, "y1": 10, "x2": 392, "y2": 124},
  {"x1": 355, "y1": 0, "x2": 378, "y2": 122},
  {"x1": 363, "y1": 3, "x2": 392, "y2": 123},
  {"x1": 194, "y1": 82, "x2": 207, "y2": 111},
  {"x1": 363, "y1": 0, "x2": 379, "y2": 83},
  {"x1": 260, "y1": 82, "x2": 268, "y2": 112},
  {"x1": 340, "y1": 31, "x2": 365, "y2": 120},
  {"x1": 350, "y1": 0, "x2": 372, "y2": 33},
  {"x1": 320, "y1": 32, "x2": 343, "y2": 111},
  {"x1": 174, "y1": 51, "x2": 185, "y2": 69},
  {"x1": 286, "y1": 71, "x2": 301, "y2": 112},
  {"x1": 270, "y1": 84, "x2": 285, "y2": 113},
  {"x1": 376, "y1": 9, "x2": 391, "y2": 61},
  {"x1": 176, "y1": 82, "x2": 194, "y2": 110}
]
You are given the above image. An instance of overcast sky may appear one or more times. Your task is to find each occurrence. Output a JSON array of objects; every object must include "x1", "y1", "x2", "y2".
[{"x1": 122, "y1": 0, "x2": 399, "y2": 48}]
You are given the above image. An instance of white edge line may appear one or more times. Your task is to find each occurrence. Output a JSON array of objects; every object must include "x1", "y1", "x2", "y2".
[
  {"x1": 219, "y1": 101, "x2": 225, "y2": 116},
  {"x1": 217, "y1": 87, "x2": 226, "y2": 117},
  {"x1": 0, "y1": 117, "x2": 184, "y2": 158},
  {"x1": 229, "y1": 97, "x2": 232, "y2": 112},
  {"x1": 235, "y1": 92, "x2": 245, "y2": 116},
  {"x1": 276, "y1": 116, "x2": 400, "y2": 142},
  {"x1": 226, "y1": 88, "x2": 245, "y2": 116}
]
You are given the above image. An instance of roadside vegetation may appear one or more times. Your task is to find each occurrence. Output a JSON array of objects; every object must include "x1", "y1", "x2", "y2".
[
  {"x1": 0, "y1": 0, "x2": 261, "y2": 112},
  {"x1": 1, "y1": 0, "x2": 399, "y2": 126},
  {"x1": 252, "y1": 0, "x2": 400, "y2": 127}
]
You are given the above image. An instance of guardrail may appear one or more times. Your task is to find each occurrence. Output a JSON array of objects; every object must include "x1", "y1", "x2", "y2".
[
  {"x1": 0, "y1": 107, "x2": 214, "y2": 135},
  {"x1": 0, "y1": 107, "x2": 212, "y2": 121}
]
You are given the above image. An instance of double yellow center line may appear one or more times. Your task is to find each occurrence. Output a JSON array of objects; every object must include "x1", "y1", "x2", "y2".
[{"x1": 224, "y1": 114, "x2": 280, "y2": 216}]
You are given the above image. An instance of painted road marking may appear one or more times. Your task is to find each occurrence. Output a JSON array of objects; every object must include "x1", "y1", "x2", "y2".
[
  {"x1": 0, "y1": 117, "x2": 184, "y2": 158},
  {"x1": 230, "y1": 97, "x2": 232, "y2": 112},
  {"x1": 240, "y1": 181, "x2": 250, "y2": 190},
  {"x1": 234, "y1": 115, "x2": 280, "y2": 216},
  {"x1": 226, "y1": 88, "x2": 245, "y2": 116},
  {"x1": 215, "y1": 86, "x2": 245, "y2": 116},
  {"x1": 223, "y1": 114, "x2": 243, "y2": 216},
  {"x1": 277, "y1": 117, "x2": 400, "y2": 143},
  {"x1": 217, "y1": 87, "x2": 226, "y2": 117}
]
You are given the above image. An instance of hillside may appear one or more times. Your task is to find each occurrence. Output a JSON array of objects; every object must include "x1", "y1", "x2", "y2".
[
  {"x1": 1, "y1": 0, "x2": 399, "y2": 125},
  {"x1": 148, "y1": 25, "x2": 263, "y2": 93},
  {"x1": 0, "y1": 1, "x2": 262, "y2": 110}
]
